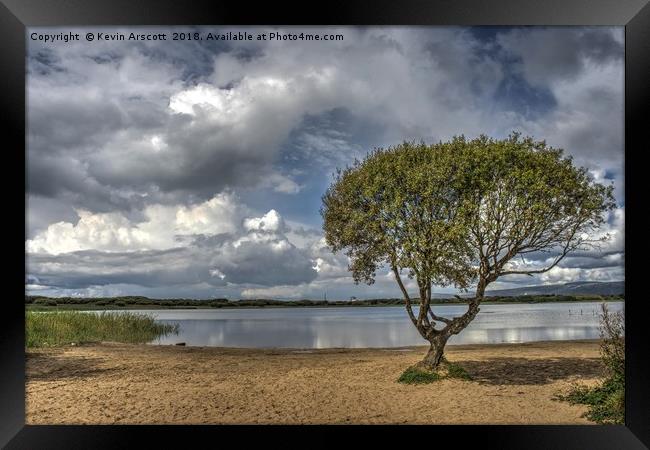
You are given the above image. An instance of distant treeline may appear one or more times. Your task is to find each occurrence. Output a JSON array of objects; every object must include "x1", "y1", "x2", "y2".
[{"x1": 25, "y1": 294, "x2": 624, "y2": 309}]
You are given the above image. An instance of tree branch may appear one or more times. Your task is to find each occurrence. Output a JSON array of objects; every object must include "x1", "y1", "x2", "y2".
[
  {"x1": 497, "y1": 226, "x2": 579, "y2": 276},
  {"x1": 392, "y1": 265, "x2": 418, "y2": 328},
  {"x1": 497, "y1": 252, "x2": 568, "y2": 276},
  {"x1": 427, "y1": 307, "x2": 452, "y2": 324}
]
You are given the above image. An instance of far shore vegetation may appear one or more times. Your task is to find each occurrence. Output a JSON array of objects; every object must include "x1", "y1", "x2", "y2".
[
  {"x1": 25, "y1": 294, "x2": 624, "y2": 311},
  {"x1": 26, "y1": 310, "x2": 178, "y2": 347}
]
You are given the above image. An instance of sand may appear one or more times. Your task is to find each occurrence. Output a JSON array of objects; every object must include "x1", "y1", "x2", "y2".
[{"x1": 26, "y1": 340, "x2": 605, "y2": 425}]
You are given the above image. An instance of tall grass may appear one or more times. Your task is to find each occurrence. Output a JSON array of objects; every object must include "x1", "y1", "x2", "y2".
[{"x1": 26, "y1": 311, "x2": 178, "y2": 348}]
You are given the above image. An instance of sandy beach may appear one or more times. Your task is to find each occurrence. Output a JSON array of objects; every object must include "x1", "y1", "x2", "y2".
[{"x1": 26, "y1": 340, "x2": 605, "y2": 425}]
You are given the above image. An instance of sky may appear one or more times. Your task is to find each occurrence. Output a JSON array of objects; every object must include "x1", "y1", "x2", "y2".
[{"x1": 25, "y1": 26, "x2": 625, "y2": 300}]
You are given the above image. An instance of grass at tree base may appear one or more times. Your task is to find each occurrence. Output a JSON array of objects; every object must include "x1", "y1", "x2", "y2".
[{"x1": 398, "y1": 359, "x2": 472, "y2": 384}]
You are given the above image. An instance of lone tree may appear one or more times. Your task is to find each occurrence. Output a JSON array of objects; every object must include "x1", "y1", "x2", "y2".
[{"x1": 321, "y1": 134, "x2": 615, "y2": 372}]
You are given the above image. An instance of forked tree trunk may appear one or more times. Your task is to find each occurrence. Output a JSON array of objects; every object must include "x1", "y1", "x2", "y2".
[
  {"x1": 418, "y1": 334, "x2": 450, "y2": 370},
  {"x1": 393, "y1": 265, "x2": 486, "y2": 372}
]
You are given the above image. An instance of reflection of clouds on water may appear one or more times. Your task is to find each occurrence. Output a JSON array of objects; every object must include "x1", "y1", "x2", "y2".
[
  {"x1": 449, "y1": 326, "x2": 597, "y2": 345},
  {"x1": 311, "y1": 320, "x2": 423, "y2": 348},
  {"x1": 156, "y1": 318, "x2": 319, "y2": 347},
  {"x1": 145, "y1": 301, "x2": 623, "y2": 348}
]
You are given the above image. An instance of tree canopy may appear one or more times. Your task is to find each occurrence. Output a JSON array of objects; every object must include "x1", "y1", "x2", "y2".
[{"x1": 321, "y1": 133, "x2": 615, "y2": 368}]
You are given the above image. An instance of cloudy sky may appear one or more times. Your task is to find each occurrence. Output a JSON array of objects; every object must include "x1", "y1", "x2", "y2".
[{"x1": 25, "y1": 26, "x2": 624, "y2": 299}]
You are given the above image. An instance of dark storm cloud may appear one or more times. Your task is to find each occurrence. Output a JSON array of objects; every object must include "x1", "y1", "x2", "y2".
[
  {"x1": 215, "y1": 240, "x2": 317, "y2": 286},
  {"x1": 496, "y1": 27, "x2": 623, "y2": 85},
  {"x1": 557, "y1": 253, "x2": 624, "y2": 270},
  {"x1": 493, "y1": 73, "x2": 557, "y2": 120},
  {"x1": 29, "y1": 48, "x2": 66, "y2": 75},
  {"x1": 27, "y1": 33, "x2": 302, "y2": 210},
  {"x1": 27, "y1": 248, "x2": 222, "y2": 289},
  {"x1": 27, "y1": 232, "x2": 318, "y2": 290},
  {"x1": 27, "y1": 195, "x2": 80, "y2": 237}
]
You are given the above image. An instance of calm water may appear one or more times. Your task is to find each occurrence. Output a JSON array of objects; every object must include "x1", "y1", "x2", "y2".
[{"x1": 114, "y1": 301, "x2": 623, "y2": 349}]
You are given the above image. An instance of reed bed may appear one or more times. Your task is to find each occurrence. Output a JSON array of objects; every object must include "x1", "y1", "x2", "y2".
[{"x1": 26, "y1": 311, "x2": 178, "y2": 347}]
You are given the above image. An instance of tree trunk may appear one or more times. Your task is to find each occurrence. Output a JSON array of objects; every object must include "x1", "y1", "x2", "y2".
[{"x1": 418, "y1": 334, "x2": 450, "y2": 370}]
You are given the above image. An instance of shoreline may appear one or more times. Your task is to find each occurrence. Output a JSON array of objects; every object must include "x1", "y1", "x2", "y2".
[
  {"x1": 26, "y1": 298, "x2": 624, "y2": 311},
  {"x1": 142, "y1": 337, "x2": 603, "y2": 351},
  {"x1": 27, "y1": 339, "x2": 605, "y2": 425}
]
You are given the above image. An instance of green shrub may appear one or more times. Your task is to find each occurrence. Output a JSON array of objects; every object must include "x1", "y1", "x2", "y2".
[
  {"x1": 556, "y1": 303, "x2": 624, "y2": 424},
  {"x1": 599, "y1": 303, "x2": 625, "y2": 383},
  {"x1": 558, "y1": 377, "x2": 624, "y2": 424}
]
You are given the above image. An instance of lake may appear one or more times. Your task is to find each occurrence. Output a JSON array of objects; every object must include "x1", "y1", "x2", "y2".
[{"x1": 118, "y1": 301, "x2": 624, "y2": 348}]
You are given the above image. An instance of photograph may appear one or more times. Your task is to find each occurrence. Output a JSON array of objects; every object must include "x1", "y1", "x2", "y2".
[{"x1": 22, "y1": 24, "x2": 629, "y2": 427}]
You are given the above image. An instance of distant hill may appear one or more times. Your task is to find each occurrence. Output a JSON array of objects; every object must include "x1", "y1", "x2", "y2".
[{"x1": 483, "y1": 281, "x2": 624, "y2": 297}]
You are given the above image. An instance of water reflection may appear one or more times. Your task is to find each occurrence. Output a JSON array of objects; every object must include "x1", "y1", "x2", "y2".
[{"x1": 132, "y1": 301, "x2": 623, "y2": 348}]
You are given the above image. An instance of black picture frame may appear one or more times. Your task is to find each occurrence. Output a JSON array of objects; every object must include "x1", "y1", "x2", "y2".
[{"x1": 2, "y1": 0, "x2": 648, "y2": 448}]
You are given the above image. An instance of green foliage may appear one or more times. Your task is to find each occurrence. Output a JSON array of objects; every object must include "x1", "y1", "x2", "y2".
[
  {"x1": 557, "y1": 377, "x2": 624, "y2": 424},
  {"x1": 397, "y1": 360, "x2": 472, "y2": 384},
  {"x1": 398, "y1": 366, "x2": 442, "y2": 384},
  {"x1": 322, "y1": 140, "x2": 477, "y2": 288},
  {"x1": 25, "y1": 311, "x2": 178, "y2": 347},
  {"x1": 445, "y1": 361, "x2": 472, "y2": 380},
  {"x1": 555, "y1": 303, "x2": 625, "y2": 424}
]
